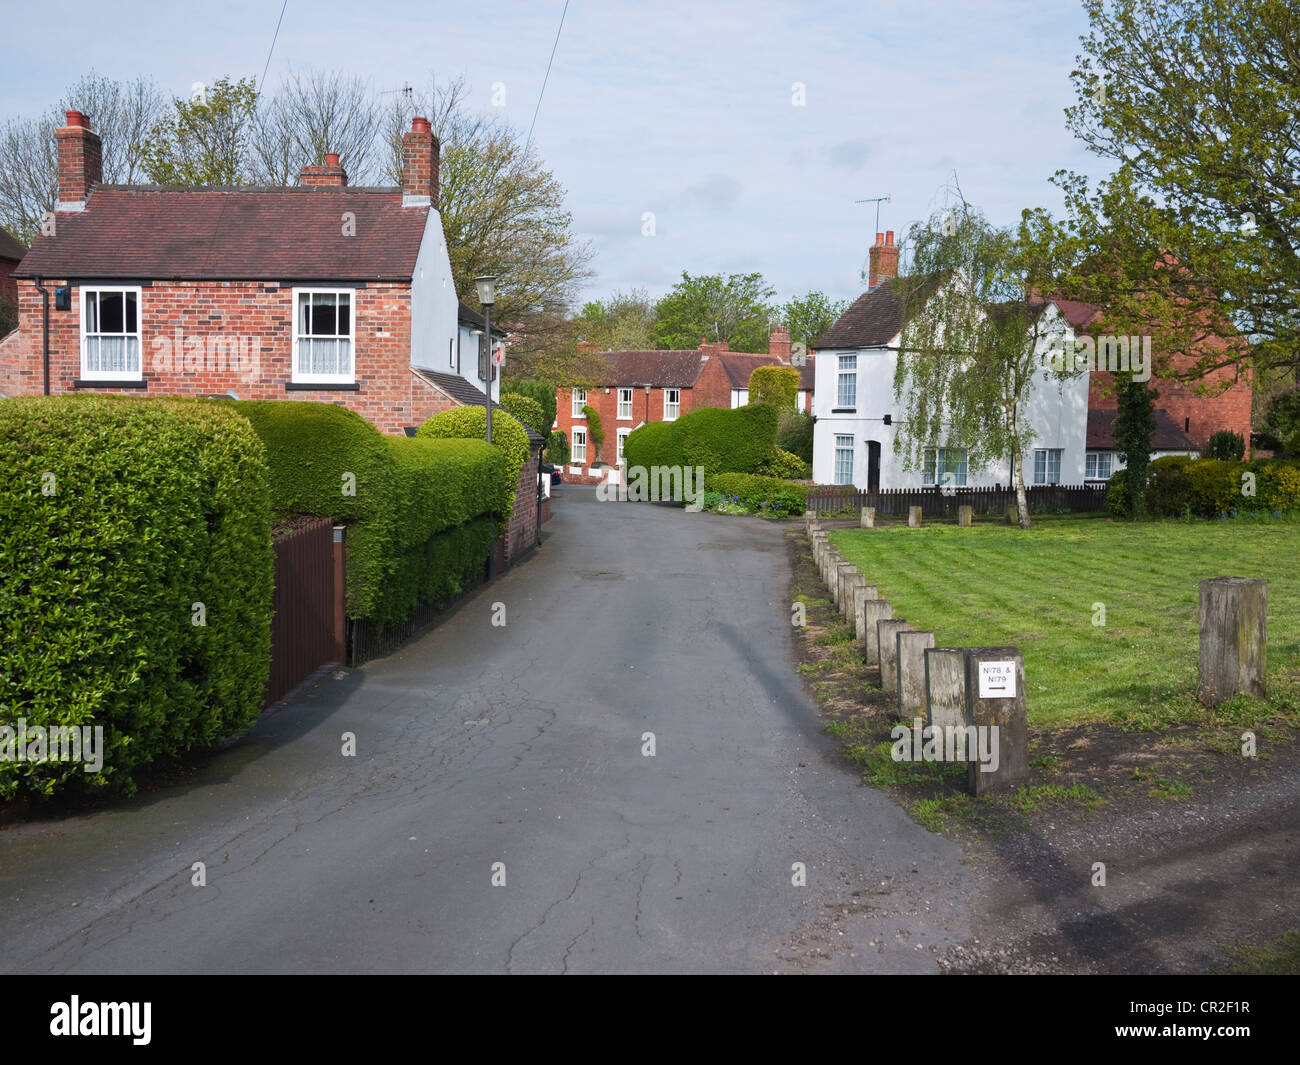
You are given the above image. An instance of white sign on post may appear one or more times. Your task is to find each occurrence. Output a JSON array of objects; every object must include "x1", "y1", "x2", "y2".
[{"x1": 978, "y1": 660, "x2": 1016, "y2": 699}]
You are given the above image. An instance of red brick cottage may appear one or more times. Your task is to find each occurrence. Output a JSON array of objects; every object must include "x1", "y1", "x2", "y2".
[
  {"x1": 0, "y1": 110, "x2": 542, "y2": 561},
  {"x1": 555, "y1": 328, "x2": 803, "y2": 483}
]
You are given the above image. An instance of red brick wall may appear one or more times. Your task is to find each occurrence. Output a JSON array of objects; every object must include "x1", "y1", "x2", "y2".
[
  {"x1": 1090, "y1": 350, "x2": 1252, "y2": 454},
  {"x1": 692, "y1": 355, "x2": 733, "y2": 409},
  {"x1": 0, "y1": 278, "x2": 421, "y2": 434},
  {"x1": 504, "y1": 441, "x2": 541, "y2": 562},
  {"x1": 553, "y1": 383, "x2": 701, "y2": 483}
]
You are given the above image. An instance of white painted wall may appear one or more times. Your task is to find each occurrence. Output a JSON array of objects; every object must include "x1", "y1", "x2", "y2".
[
  {"x1": 812, "y1": 301, "x2": 1090, "y2": 489},
  {"x1": 410, "y1": 208, "x2": 498, "y2": 401}
]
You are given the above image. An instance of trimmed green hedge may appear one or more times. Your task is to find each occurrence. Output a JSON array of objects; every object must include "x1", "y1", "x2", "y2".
[
  {"x1": 417, "y1": 406, "x2": 528, "y2": 523},
  {"x1": 758, "y1": 447, "x2": 811, "y2": 479},
  {"x1": 547, "y1": 429, "x2": 570, "y2": 465},
  {"x1": 705, "y1": 472, "x2": 807, "y2": 516},
  {"x1": 0, "y1": 397, "x2": 273, "y2": 799},
  {"x1": 501, "y1": 379, "x2": 557, "y2": 433},
  {"x1": 623, "y1": 404, "x2": 778, "y2": 476},
  {"x1": 501, "y1": 392, "x2": 549, "y2": 438},
  {"x1": 235, "y1": 401, "x2": 501, "y2": 625},
  {"x1": 1116, "y1": 455, "x2": 1300, "y2": 518},
  {"x1": 749, "y1": 365, "x2": 800, "y2": 410}
]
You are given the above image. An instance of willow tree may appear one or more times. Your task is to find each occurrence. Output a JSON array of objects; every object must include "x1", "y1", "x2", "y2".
[{"x1": 893, "y1": 204, "x2": 1076, "y2": 529}]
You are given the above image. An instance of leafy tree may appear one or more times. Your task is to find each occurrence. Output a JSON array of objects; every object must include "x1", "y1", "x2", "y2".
[
  {"x1": 653, "y1": 271, "x2": 775, "y2": 352},
  {"x1": 0, "y1": 73, "x2": 165, "y2": 242},
  {"x1": 1055, "y1": 0, "x2": 1300, "y2": 379},
  {"x1": 776, "y1": 409, "x2": 814, "y2": 463},
  {"x1": 894, "y1": 202, "x2": 1078, "y2": 528},
  {"x1": 749, "y1": 365, "x2": 799, "y2": 409},
  {"x1": 573, "y1": 288, "x2": 656, "y2": 351},
  {"x1": 547, "y1": 429, "x2": 570, "y2": 465},
  {"x1": 1207, "y1": 429, "x2": 1245, "y2": 461},
  {"x1": 1259, "y1": 388, "x2": 1300, "y2": 455},
  {"x1": 1112, "y1": 375, "x2": 1157, "y2": 518},
  {"x1": 383, "y1": 76, "x2": 593, "y2": 362},
  {"x1": 140, "y1": 76, "x2": 259, "y2": 185},
  {"x1": 782, "y1": 291, "x2": 848, "y2": 350}
]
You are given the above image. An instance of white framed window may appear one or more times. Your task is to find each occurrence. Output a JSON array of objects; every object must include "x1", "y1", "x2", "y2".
[
  {"x1": 664, "y1": 388, "x2": 680, "y2": 421},
  {"x1": 292, "y1": 288, "x2": 355, "y2": 383},
  {"x1": 1034, "y1": 448, "x2": 1063, "y2": 485},
  {"x1": 617, "y1": 427, "x2": 631, "y2": 464},
  {"x1": 571, "y1": 389, "x2": 587, "y2": 418},
  {"x1": 571, "y1": 426, "x2": 587, "y2": 463},
  {"x1": 834, "y1": 434, "x2": 854, "y2": 485},
  {"x1": 1085, "y1": 451, "x2": 1113, "y2": 480},
  {"x1": 80, "y1": 286, "x2": 142, "y2": 379},
  {"x1": 837, "y1": 354, "x2": 856, "y2": 407},
  {"x1": 732, "y1": 388, "x2": 749, "y2": 408},
  {"x1": 922, "y1": 448, "x2": 969, "y2": 487},
  {"x1": 617, "y1": 388, "x2": 633, "y2": 419}
]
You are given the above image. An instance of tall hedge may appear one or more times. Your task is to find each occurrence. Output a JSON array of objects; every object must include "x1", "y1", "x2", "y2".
[
  {"x1": 623, "y1": 404, "x2": 778, "y2": 476},
  {"x1": 417, "y1": 405, "x2": 529, "y2": 522},
  {"x1": 234, "y1": 401, "x2": 500, "y2": 625},
  {"x1": 0, "y1": 397, "x2": 273, "y2": 799},
  {"x1": 1140, "y1": 455, "x2": 1300, "y2": 517},
  {"x1": 749, "y1": 365, "x2": 800, "y2": 410},
  {"x1": 501, "y1": 392, "x2": 549, "y2": 438},
  {"x1": 500, "y1": 379, "x2": 558, "y2": 434}
]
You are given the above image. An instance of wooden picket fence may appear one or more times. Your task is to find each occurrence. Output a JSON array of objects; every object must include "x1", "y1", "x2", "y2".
[{"x1": 806, "y1": 483, "x2": 1108, "y2": 518}]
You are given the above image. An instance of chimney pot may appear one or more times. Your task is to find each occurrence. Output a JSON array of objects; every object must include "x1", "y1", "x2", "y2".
[
  {"x1": 876, "y1": 232, "x2": 884, "y2": 245},
  {"x1": 325, "y1": 152, "x2": 339, "y2": 166},
  {"x1": 411, "y1": 116, "x2": 432, "y2": 133},
  {"x1": 64, "y1": 110, "x2": 88, "y2": 128}
]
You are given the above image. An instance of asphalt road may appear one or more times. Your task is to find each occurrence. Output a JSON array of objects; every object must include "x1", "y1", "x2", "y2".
[{"x1": 0, "y1": 487, "x2": 972, "y2": 974}]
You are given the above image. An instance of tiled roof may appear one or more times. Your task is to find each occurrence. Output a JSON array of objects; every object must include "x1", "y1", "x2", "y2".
[
  {"x1": 0, "y1": 226, "x2": 26, "y2": 262},
  {"x1": 412, "y1": 368, "x2": 545, "y2": 443},
  {"x1": 1087, "y1": 408, "x2": 1198, "y2": 451},
  {"x1": 716, "y1": 352, "x2": 783, "y2": 389},
  {"x1": 815, "y1": 274, "x2": 944, "y2": 349},
  {"x1": 14, "y1": 186, "x2": 428, "y2": 281},
  {"x1": 1054, "y1": 297, "x2": 1104, "y2": 331},
  {"x1": 591, "y1": 349, "x2": 706, "y2": 388},
  {"x1": 798, "y1": 355, "x2": 816, "y2": 390}
]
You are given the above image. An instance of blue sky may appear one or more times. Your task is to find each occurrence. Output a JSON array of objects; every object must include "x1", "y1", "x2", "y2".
[{"x1": 1, "y1": 0, "x2": 1107, "y2": 308}]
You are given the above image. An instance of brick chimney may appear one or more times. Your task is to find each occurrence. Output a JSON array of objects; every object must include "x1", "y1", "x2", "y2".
[
  {"x1": 768, "y1": 325, "x2": 791, "y2": 360},
  {"x1": 402, "y1": 117, "x2": 440, "y2": 207},
  {"x1": 869, "y1": 230, "x2": 898, "y2": 287},
  {"x1": 56, "y1": 110, "x2": 102, "y2": 211},
  {"x1": 300, "y1": 152, "x2": 348, "y2": 187}
]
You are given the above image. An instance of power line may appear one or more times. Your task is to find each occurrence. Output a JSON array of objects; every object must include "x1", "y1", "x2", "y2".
[
  {"x1": 260, "y1": 0, "x2": 290, "y2": 90},
  {"x1": 525, "y1": 0, "x2": 570, "y2": 152}
]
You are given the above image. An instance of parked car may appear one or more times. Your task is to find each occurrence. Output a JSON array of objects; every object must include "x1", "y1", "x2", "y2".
[{"x1": 540, "y1": 462, "x2": 562, "y2": 485}]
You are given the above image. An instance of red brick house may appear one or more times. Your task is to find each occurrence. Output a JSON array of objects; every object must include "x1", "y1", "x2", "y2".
[
  {"x1": 0, "y1": 110, "x2": 542, "y2": 563},
  {"x1": 555, "y1": 327, "x2": 803, "y2": 482},
  {"x1": 0, "y1": 227, "x2": 25, "y2": 307},
  {"x1": 1055, "y1": 297, "x2": 1253, "y2": 457}
]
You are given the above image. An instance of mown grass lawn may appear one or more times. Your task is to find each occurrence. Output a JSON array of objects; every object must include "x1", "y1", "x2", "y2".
[{"x1": 831, "y1": 517, "x2": 1300, "y2": 728}]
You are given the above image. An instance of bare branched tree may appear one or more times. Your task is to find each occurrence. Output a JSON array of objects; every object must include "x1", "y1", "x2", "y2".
[{"x1": 250, "y1": 69, "x2": 384, "y2": 185}]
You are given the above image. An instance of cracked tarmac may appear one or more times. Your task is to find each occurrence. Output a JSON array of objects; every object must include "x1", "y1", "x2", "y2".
[{"x1": 0, "y1": 487, "x2": 974, "y2": 974}]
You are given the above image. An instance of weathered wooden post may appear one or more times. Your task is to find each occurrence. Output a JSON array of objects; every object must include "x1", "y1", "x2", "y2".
[
  {"x1": 908, "y1": 505, "x2": 922, "y2": 528},
  {"x1": 877, "y1": 619, "x2": 912, "y2": 694},
  {"x1": 852, "y1": 584, "x2": 880, "y2": 641},
  {"x1": 860, "y1": 506, "x2": 876, "y2": 529},
  {"x1": 835, "y1": 562, "x2": 856, "y2": 611},
  {"x1": 804, "y1": 510, "x2": 817, "y2": 536},
  {"x1": 1199, "y1": 578, "x2": 1267, "y2": 705},
  {"x1": 896, "y1": 630, "x2": 935, "y2": 715},
  {"x1": 963, "y1": 647, "x2": 1027, "y2": 796},
  {"x1": 844, "y1": 574, "x2": 868, "y2": 621},
  {"x1": 821, "y1": 546, "x2": 840, "y2": 589},
  {"x1": 861, "y1": 600, "x2": 893, "y2": 663},
  {"x1": 957, "y1": 505, "x2": 973, "y2": 527},
  {"x1": 811, "y1": 532, "x2": 827, "y2": 572},
  {"x1": 924, "y1": 648, "x2": 965, "y2": 732}
]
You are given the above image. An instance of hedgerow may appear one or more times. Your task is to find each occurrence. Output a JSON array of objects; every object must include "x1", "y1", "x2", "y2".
[
  {"x1": 0, "y1": 396, "x2": 273, "y2": 799},
  {"x1": 705, "y1": 472, "x2": 807, "y2": 516},
  {"x1": 417, "y1": 405, "x2": 529, "y2": 523},
  {"x1": 623, "y1": 404, "x2": 778, "y2": 476}
]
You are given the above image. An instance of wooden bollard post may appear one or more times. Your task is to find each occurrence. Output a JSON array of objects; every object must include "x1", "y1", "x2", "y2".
[
  {"x1": 1199, "y1": 578, "x2": 1267, "y2": 705},
  {"x1": 835, "y1": 562, "x2": 856, "y2": 610},
  {"x1": 804, "y1": 510, "x2": 817, "y2": 536},
  {"x1": 896, "y1": 630, "x2": 935, "y2": 715},
  {"x1": 877, "y1": 619, "x2": 912, "y2": 694},
  {"x1": 824, "y1": 551, "x2": 842, "y2": 593},
  {"x1": 852, "y1": 583, "x2": 879, "y2": 641},
  {"x1": 924, "y1": 648, "x2": 965, "y2": 732},
  {"x1": 963, "y1": 647, "x2": 1027, "y2": 795},
  {"x1": 908, "y1": 506, "x2": 922, "y2": 528},
  {"x1": 861, "y1": 599, "x2": 892, "y2": 663},
  {"x1": 844, "y1": 574, "x2": 868, "y2": 621},
  {"x1": 958, "y1": 505, "x2": 973, "y2": 527},
  {"x1": 861, "y1": 506, "x2": 876, "y2": 529}
]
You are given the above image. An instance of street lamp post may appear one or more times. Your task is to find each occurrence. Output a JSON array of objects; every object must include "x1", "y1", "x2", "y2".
[{"x1": 474, "y1": 275, "x2": 497, "y2": 445}]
